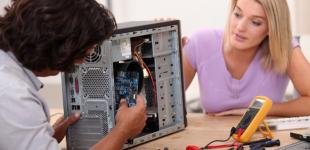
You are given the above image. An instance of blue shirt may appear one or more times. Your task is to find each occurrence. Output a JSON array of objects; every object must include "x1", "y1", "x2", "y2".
[{"x1": 0, "y1": 50, "x2": 60, "y2": 150}]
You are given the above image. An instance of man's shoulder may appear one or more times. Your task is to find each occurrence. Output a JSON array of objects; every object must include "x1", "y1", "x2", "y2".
[
  {"x1": 0, "y1": 64, "x2": 25, "y2": 87},
  {"x1": 0, "y1": 69, "x2": 35, "y2": 106}
]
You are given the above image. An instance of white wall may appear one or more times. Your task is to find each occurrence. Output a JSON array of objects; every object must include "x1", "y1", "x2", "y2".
[
  {"x1": 110, "y1": 0, "x2": 296, "y2": 36},
  {"x1": 0, "y1": 0, "x2": 10, "y2": 15},
  {"x1": 1, "y1": 0, "x2": 295, "y2": 36},
  {"x1": 111, "y1": 0, "x2": 229, "y2": 36}
]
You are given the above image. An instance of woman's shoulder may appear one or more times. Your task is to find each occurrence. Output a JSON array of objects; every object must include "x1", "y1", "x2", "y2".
[
  {"x1": 187, "y1": 28, "x2": 224, "y2": 51},
  {"x1": 187, "y1": 28, "x2": 224, "y2": 49},
  {"x1": 190, "y1": 28, "x2": 224, "y2": 41},
  {"x1": 184, "y1": 28, "x2": 224, "y2": 68}
]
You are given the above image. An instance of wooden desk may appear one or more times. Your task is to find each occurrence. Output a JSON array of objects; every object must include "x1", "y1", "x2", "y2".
[
  {"x1": 50, "y1": 109, "x2": 307, "y2": 150},
  {"x1": 133, "y1": 113, "x2": 309, "y2": 150}
]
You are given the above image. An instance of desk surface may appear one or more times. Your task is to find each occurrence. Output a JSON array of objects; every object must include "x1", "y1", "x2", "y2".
[
  {"x1": 132, "y1": 113, "x2": 306, "y2": 150},
  {"x1": 50, "y1": 109, "x2": 307, "y2": 150}
]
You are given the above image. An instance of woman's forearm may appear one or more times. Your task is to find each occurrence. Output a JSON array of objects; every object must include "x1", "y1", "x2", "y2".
[{"x1": 269, "y1": 96, "x2": 310, "y2": 117}]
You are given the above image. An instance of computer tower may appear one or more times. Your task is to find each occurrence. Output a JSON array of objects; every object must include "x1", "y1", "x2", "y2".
[{"x1": 61, "y1": 20, "x2": 187, "y2": 149}]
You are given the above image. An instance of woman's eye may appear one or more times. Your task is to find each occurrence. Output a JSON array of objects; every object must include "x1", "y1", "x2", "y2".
[
  {"x1": 234, "y1": 12, "x2": 242, "y2": 18},
  {"x1": 252, "y1": 21, "x2": 262, "y2": 26}
]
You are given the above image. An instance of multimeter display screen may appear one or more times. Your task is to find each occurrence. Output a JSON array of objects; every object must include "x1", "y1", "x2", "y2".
[
  {"x1": 236, "y1": 99, "x2": 264, "y2": 130},
  {"x1": 236, "y1": 108, "x2": 259, "y2": 129},
  {"x1": 252, "y1": 100, "x2": 263, "y2": 108}
]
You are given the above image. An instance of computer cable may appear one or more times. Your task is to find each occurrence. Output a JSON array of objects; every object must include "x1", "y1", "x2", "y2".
[{"x1": 186, "y1": 127, "x2": 238, "y2": 150}]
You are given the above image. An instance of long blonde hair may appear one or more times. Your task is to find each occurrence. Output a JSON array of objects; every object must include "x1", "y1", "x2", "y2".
[{"x1": 224, "y1": 0, "x2": 292, "y2": 74}]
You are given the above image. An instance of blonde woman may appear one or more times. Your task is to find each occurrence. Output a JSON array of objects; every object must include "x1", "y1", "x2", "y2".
[{"x1": 183, "y1": 0, "x2": 310, "y2": 117}]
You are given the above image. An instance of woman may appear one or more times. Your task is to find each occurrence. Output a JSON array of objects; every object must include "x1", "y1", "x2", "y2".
[{"x1": 183, "y1": 0, "x2": 310, "y2": 117}]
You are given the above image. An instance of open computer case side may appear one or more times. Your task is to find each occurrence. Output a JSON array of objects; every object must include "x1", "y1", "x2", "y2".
[
  {"x1": 62, "y1": 20, "x2": 187, "y2": 150},
  {"x1": 114, "y1": 20, "x2": 187, "y2": 127}
]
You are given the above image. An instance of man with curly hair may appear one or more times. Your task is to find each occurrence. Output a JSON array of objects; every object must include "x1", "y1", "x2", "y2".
[{"x1": 0, "y1": 0, "x2": 146, "y2": 149}]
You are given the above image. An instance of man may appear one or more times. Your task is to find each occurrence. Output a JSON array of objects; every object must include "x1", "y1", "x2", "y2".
[{"x1": 0, "y1": 0, "x2": 146, "y2": 149}]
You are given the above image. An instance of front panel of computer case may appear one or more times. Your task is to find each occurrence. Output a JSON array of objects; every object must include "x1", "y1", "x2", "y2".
[{"x1": 62, "y1": 20, "x2": 187, "y2": 150}]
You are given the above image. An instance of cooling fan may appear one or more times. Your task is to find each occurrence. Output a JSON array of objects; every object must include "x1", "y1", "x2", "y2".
[{"x1": 85, "y1": 45, "x2": 102, "y2": 63}]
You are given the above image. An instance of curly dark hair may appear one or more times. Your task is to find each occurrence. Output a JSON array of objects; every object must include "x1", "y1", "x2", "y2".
[{"x1": 0, "y1": 0, "x2": 117, "y2": 72}]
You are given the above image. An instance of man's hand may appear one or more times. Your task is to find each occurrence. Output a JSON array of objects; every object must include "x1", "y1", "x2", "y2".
[
  {"x1": 90, "y1": 96, "x2": 147, "y2": 150},
  {"x1": 208, "y1": 108, "x2": 247, "y2": 116},
  {"x1": 115, "y1": 95, "x2": 147, "y2": 139},
  {"x1": 52, "y1": 113, "x2": 80, "y2": 143}
]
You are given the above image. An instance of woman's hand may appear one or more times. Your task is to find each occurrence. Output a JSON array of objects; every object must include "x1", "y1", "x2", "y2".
[
  {"x1": 208, "y1": 108, "x2": 247, "y2": 116},
  {"x1": 182, "y1": 36, "x2": 188, "y2": 48},
  {"x1": 52, "y1": 113, "x2": 80, "y2": 143}
]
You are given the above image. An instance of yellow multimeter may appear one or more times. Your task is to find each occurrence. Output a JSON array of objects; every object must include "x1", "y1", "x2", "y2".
[{"x1": 233, "y1": 96, "x2": 273, "y2": 143}]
